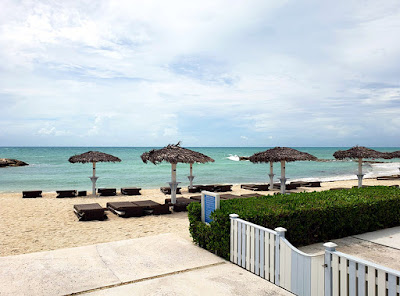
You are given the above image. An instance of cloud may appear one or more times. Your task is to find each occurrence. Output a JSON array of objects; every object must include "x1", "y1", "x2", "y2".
[{"x1": 0, "y1": 0, "x2": 400, "y2": 146}]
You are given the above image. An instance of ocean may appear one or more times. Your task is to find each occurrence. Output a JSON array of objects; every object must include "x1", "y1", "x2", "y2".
[{"x1": 1, "y1": 147, "x2": 399, "y2": 193}]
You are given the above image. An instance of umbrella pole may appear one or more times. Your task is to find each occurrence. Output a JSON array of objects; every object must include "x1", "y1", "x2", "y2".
[
  {"x1": 280, "y1": 160, "x2": 286, "y2": 194},
  {"x1": 357, "y1": 158, "x2": 364, "y2": 188},
  {"x1": 169, "y1": 163, "x2": 178, "y2": 204},
  {"x1": 268, "y1": 161, "x2": 274, "y2": 189},
  {"x1": 188, "y1": 163, "x2": 194, "y2": 189},
  {"x1": 89, "y1": 162, "x2": 98, "y2": 196}
]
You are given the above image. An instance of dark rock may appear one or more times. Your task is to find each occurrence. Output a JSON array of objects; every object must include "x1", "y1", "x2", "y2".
[{"x1": 0, "y1": 158, "x2": 29, "y2": 167}]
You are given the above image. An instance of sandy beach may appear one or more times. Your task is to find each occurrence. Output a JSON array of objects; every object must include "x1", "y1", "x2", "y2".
[{"x1": 1, "y1": 178, "x2": 399, "y2": 257}]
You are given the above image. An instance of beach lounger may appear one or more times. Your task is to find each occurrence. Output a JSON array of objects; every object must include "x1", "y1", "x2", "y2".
[
  {"x1": 77, "y1": 191, "x2": 87, "y2": 196},
  {"x1": 220, "y1": 194, "x2": 240, "y2": 200},
  {"x1": 240, "y1": 184, "x2": 270, "y2": 191},
  {"x1": 73, "y1": 203, "x2": 107, "y2": 221},
  {"x1": 160, "y1": 186, "x2": 181, "y2": 195},
  {"x1": 98, "y1": 188, "x2": 116, "y2": 196},
  {"x1": 305, "y1": 181, "x2": 321, "y2": 188},
  {"x1": 290, "y1": 181, "x2": 309, "y2": 187},
  {"x1": 121, "y1": 187, "x2": 141, "y2": 195},
  {"x1": 133, "y1": 200, "x2": 171, "y2": 215},
  {"x1": 165, "y1": 197, "x2": 199, "y2": 212},
  {"x1": 107, "y1": 202, "x2": 144, "y2": 217},
  {"x1": 240, "y1": 193, "x2": 263, "y2": 197},
  {"x1": 22, "y1": 190, "x2": 42, "y2": 198},
  {"x1": 376, "y1": 175, "x2": 400, "y2": 180},
  {"x1": 188, "y1": 186, "x2": 201, "y2": 193},
  {"x1": 56, "y1": 190, "x2": 77, "y2": 198},
  {"x1": 213, "y1": 184, "x2": 232, "y2": 192},
  {"x1": 193, "y1": 185, "x2": 215, "y2": 192}
]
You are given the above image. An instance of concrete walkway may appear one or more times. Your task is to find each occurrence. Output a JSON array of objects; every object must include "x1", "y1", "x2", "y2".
[
  {"x1": 299, "y1": 226, "x2": 400, "y2": 271},
  {"x1": 0, "y1": 233, "x2": 291, "y2": 296}
]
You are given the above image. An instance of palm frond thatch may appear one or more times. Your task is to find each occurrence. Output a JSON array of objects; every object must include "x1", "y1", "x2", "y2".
[
  {"x1": 141, "y1": 143, "x2": 215, "y2": 165},
  {"x1": 249, "y1": 147, "x2": 317, "y2": 163},
  {"x1": 386, "y1": 150, "x2": 400, "y2": 159},
  {"x1": 333, "y1": 146, "x2": 387, "y2": 160},
  {"x1": 68, "y1": 151, "x2": 121, "y2": 163}
]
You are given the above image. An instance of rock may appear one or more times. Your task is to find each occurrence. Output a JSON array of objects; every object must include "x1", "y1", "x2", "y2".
[{"x1": 0, "y1": 158, "x2": 29, "y2": 167}]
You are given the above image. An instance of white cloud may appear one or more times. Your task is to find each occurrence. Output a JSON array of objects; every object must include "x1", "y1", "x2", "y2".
[{"x1": 0, "y1": 0, "x2": 400, "y2": 146}]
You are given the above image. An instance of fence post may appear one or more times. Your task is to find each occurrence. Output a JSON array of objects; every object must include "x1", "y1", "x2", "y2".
[
  {"x1": 274, "y1": 227, "x2": 287, "y2": 286},
  {"x1": 230, "y1": 214, "x2": 239, "y2": 262},
  {"x1": 323, "y1": 242, "x2": 337, "y2": 296}
]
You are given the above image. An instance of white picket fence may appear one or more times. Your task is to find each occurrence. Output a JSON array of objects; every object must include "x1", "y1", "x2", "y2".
[{"x1": 229, "y1": 214, "x2": 400, "y2": 296}]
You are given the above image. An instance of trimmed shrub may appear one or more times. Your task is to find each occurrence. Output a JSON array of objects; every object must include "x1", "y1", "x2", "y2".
[{"x1": 188, "y1": 186, "x2": 400, "y2": 260}]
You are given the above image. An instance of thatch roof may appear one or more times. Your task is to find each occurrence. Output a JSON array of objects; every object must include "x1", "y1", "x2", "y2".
[
  {"x1": 68, "y1": 151, "x2": 121, "y2": 163},
  {"x1": 386, "y1": 150, "x2": 400, "y2": 159},
  {"x1": 141, "y1": 143, "x2": 215, "y2": 165},
  {"x1": 249, "y1": 147, "x2": 318, "y2": 163},
  {"x1": 333, "y1": 146, "x2": 387, "y2": 160}
]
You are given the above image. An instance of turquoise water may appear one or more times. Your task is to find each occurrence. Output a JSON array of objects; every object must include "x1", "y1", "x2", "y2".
[{"x1": 0, "y1": 147, "x2": 399, "y2": 193}]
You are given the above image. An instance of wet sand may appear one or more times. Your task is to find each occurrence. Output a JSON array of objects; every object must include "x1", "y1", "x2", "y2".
[{"x1": 0, "y1": 178, "x2": 399, "y2": 257}]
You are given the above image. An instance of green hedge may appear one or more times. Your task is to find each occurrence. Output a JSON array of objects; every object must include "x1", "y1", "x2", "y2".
[{"x1": 188, "y1": 186, "x2": 400, "y2": 260}]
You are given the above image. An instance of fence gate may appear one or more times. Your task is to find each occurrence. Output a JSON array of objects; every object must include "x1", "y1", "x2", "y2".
[{"x1": 229, "y1": 214, "x2": 324, "y2": 296}]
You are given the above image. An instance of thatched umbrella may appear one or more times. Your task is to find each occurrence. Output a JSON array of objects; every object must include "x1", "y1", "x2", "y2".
[
  {"x1": 69, "y1": 151, "x2": 121, "y2": 196},
  {"x1": 249, "y1": 147, "x2": 318, "y2": 194},
  {"x1": 333, "y1": 146, "x2": 387, "y2": 188},
  {"x1": 141, "y1": 143, "x2": 214, "y2": 204}
]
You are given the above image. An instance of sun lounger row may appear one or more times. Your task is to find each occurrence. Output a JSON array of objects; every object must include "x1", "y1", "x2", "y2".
[
  {"x1": 22, "y1": 187, "x2": 141, "y2": 198},
  {"x1": 98, "y1": 187, "x2": 142, "y2": 196},
  {"x1": 188, "y1": 184, "x2": 233, "y2": 193},
  {"x1": 74, "y1": 199, "x2": 171, "y2": 221}
]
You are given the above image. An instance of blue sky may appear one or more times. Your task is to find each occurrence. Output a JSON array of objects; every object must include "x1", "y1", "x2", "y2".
[{"x1": 1, "y1": 0, "x2": 400, "y2": 147}]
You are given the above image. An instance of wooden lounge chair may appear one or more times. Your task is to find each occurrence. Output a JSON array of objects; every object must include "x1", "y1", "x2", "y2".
[
  {"x1": 160, "y1": 186, "x2": 181, "y2": 195},
  {"x1": 133, "y1": 200, "x2": 171, "y2": 215},
  {"x1": 376, "y1": 175, "x2": 400, "y2": 180},
  {"x1": 194, "y1": 185, "x2": 215, "y2": 192},
  {"x1": 165, "y1": 197, "x2": 199, "y2": 212},
  {"x1": 289, "y1": 181, "x2": 309, "y2": 187},
  {"x1": 240, "y1": 184, "x2": 269, "y2": 191},
  {"x1": 220, "y1": 194, "x2": 240, "y2": 200},
  {"x1": 188, "y1": 186, "x2": 201, "y2": 193},
  {"x1": 305, "y1": 181, "x2": 321, "y2": 188},
  {"x1": 77, "y1": 191, "x2": 87, "y2": 196},
  {"x1": 22, "y1": 190, "x2": 42, "y2": 198},
  {"x1": 107, "y1": 202, "x2": 144, "y2": 217},
  {"x1": 240, "y1": 193, "x2": 263, "y2": 197},
  {"x1": 73, "y1": 203, "x2": 107, "y2": 221},
  {"x1": 121, "y1": 187, "x2": 141, "y2": 195},
  {"x1": 56, "y1": 190, "x2": 77, "y2": 198},
  {"x1": 98, "y1": 188, "x2": 116, "y2": 196},
  {"x1": 213, "y1": 184, "x2": 232, "y2": 192}
]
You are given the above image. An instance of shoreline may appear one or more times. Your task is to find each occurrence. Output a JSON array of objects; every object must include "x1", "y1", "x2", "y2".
[{"x1": 0, "y1": 178, "x2": 399, "y2": 257}]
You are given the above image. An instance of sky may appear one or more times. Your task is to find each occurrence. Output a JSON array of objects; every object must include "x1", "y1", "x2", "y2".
[{"x1": 1, "y1": 0, "x2": 400, "y2": 147}]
